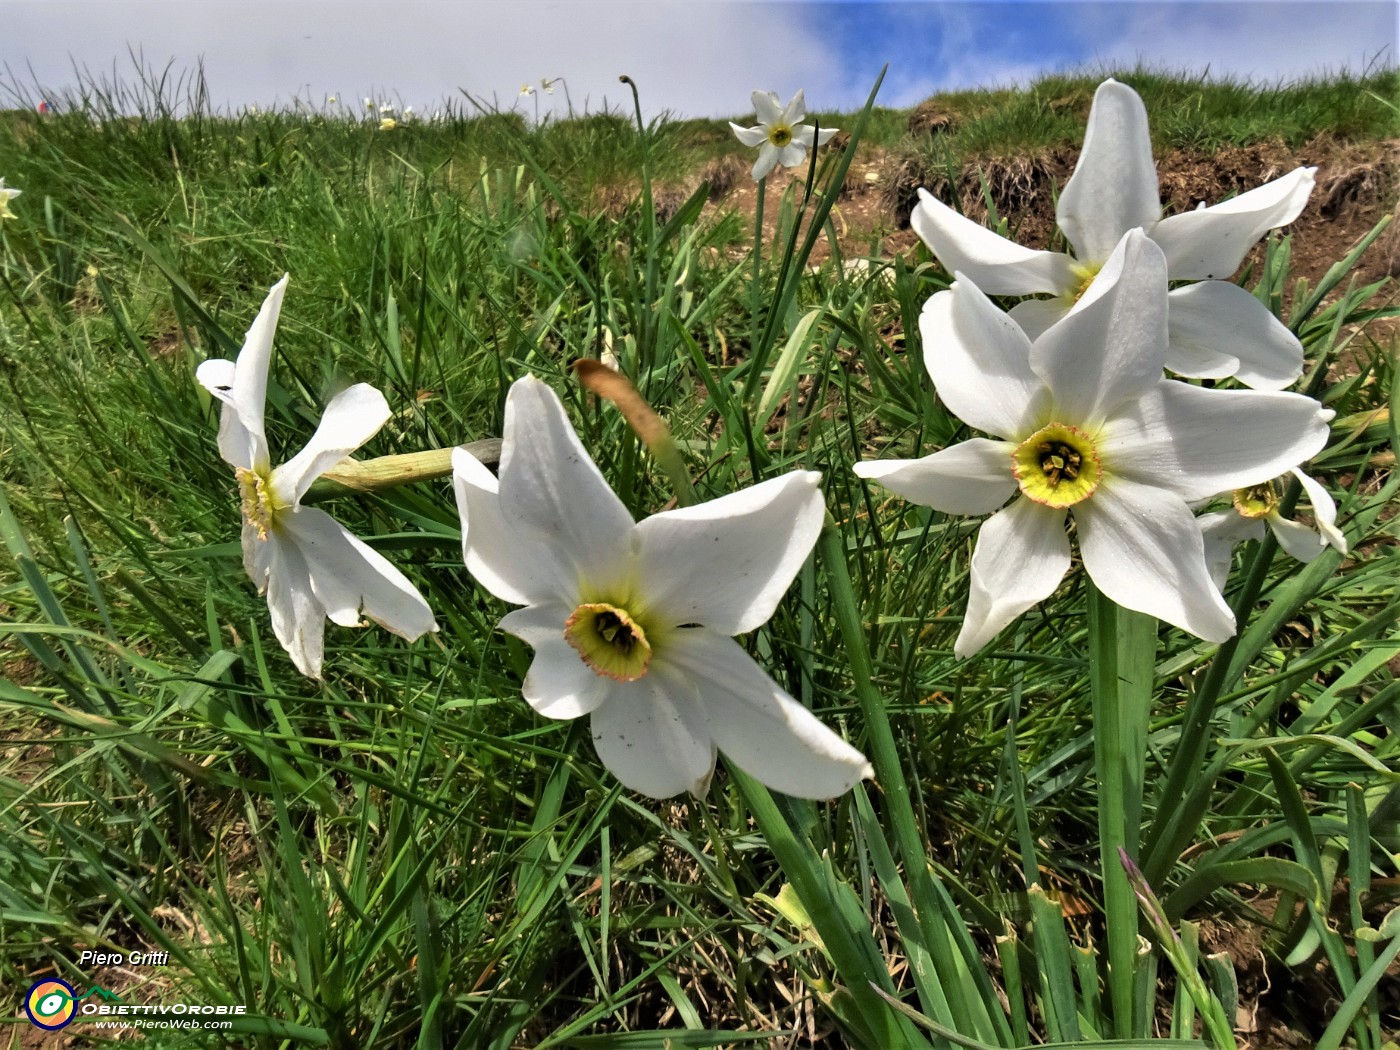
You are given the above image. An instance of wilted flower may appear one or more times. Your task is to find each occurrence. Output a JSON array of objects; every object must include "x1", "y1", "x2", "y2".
[
  {"x1": 196, "y1": 276, "x2": 437, "y2": 678},
  {"x1": 854, "y1": 231, "x2": 1332, "y2": 656},
  {"x1": 729, "y1": 89, "x2": 838, "y2": 181},
  {"x1": 453, "y1": 376, "x2": 872, "y2": 799},
  {"x1": 1198, "y1": 468, "x2": 1347, "y2": 588},
  {"x1": 0, "y1": 178, "x2": 20, "y2": 220},
  {"x1": 379, "y1": 117, "x2": 397, "y2": 131},
  {"x1": 912, "y1": 79, "x2": 1315, "y2": 390}
]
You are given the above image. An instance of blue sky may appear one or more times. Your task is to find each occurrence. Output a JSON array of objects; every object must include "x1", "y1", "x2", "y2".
[{"x1": 0, "y1": 1, "x2": 1394, "y2": 120}]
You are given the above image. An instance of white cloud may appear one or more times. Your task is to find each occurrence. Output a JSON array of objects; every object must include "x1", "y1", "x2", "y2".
[
  {"x1": 1071, "y1": 2, "x2": 1396, "y2": 84},
  {"x1": 0, "y1": 1, "x2": 845, "y2": 120},
  {"x1": 0, "y1": 1, "x2": 1392, "y2": 120}
]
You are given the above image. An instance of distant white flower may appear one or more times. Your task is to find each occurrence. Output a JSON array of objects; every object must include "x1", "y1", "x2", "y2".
[
  {"x1": 363, "y1": 97, "x2": 374, "y2": 110},
  {"x1": 326, "y1": 94, "x2": 337, "y2": 104},
  {"x1": 196, "y1": 276, "x2": 437, "y2": 678},
  {"x1": 0, "y1": 178, "x2": 21, "y2": 221},
  {"x1": 854, "y1": 230, "x2": 1332, "y2": 656},
  {"x1": 912, "y1": 79, "x2": 1315, "y2": 390},
  {"x1": 453, "y1": 376, "x2": 872, "y2": 799},
  {"x1": 1198, "y1": 468, "x2": 1347, "y2": 589},
  {"x1": 520, "y1": 83, "x2": 535, "y2": 97},
  {"x1": 729, "y1": 89, "x2": 838, "y2": 181}
]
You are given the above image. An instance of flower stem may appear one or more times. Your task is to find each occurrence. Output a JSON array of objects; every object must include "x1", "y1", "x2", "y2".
[
  {"x1": 1086, "y1": 580, "x2": 1156, "y2": 1038},
  {"x1": 817, "y1": 516, "x2": 1009, "y2": 1042},
  {"x1": 303, "y1": 440, "x2": 502, "y2": 502},
  {"x1": 749, "y1": 176, "x2": 765, "y2": 380}
]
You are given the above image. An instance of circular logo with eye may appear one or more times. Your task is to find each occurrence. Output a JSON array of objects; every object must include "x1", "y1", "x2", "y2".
[{"x1": 25, "y1": 979, "x2": 77, "y2": 1030}]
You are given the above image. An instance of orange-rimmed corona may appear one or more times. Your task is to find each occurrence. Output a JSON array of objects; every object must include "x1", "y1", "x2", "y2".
[{"x1": 564, "y1": 602, "x2": 654, "y2": 682}]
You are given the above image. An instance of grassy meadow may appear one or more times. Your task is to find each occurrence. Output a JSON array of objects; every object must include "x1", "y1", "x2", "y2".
[{"x1": 1, "y1": 65, "x2": 1398, "y2": 1049}]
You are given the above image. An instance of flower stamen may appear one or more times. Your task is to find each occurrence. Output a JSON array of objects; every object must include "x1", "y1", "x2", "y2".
[
  {"x1": 1233, "y1": 481, "x2": 1280, "y2": 519},
  {"x1": 1067, "y1": 261, "x2": 1102, "y2": 305},
  {"x1": 767, "y1": 123, "x2": 794, "y2": 147},
  {"x1": 565, "y1": 602, "x2": 653, "y2": 682},
  {"x1": 236, "y1": 467, "x2": 275, "y2": 540},
  {"x1": 1013, "y1": 423, "x2": 1102, "y2": 508}
]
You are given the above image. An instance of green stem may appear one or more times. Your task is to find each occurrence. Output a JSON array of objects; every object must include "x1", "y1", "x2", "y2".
[
  {"x1": 1087, "y1": 581, "x2": 1156, "y2": 1038},
  {"x1": 749, "y1": 176, "x2": 765, "y2": 381},
  {"x1": 732, "y1": 769, "x2": 922, "y2": 1049},
  {"x1": 302, "y1": 439, "x2": 501, "y2": 502},
  {"x1": 1141, "y1": 528, "x2": 1277, "y2": 883},
  {"x1": 817, "y1": 517, "x2": 1009, "y2": 1043},
  {"x1": 817, "y1": 517, "x2": 920, "y2": 860}
]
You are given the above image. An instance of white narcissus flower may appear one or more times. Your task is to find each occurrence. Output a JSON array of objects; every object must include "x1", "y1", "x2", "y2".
[
  {"x1": 453, "y1": 375, "x2": 872, "y2": 800},
  {"x1": 854, "y1": 230, "x2": 1333, "y2": 657},
  {"x1": 1198, "y1": 468, "x2": 1348, "y2": 589},
  {"x1": 196, "y1": 275, "x2": 437, "y2": 679},
  {"x1": 729, "y1": 89, "x2": 838, "y2": 182},
  {"x1": 911, "y1": 78, "x2": 1315, "y2": 390},
  {"x1": 0, "y1": 178, "x2": 21, "y2": 220}
]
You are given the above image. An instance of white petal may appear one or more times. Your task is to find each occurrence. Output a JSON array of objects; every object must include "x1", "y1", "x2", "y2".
[
  {"x1": 1166, "y1": 281, "x2": 1303, "y2": 390},
  {"x1": 223, "y1": 275, "x2": 289, "y2": 473},
  {"x1": 497, "y1": 375, "x2": 635, "y2": 594},
  {"x1": 1032, "y1": 229, "x2": 1168, "y2": 425},
  {"x1": 955, "y1": 498, "x2": 1071, "y2": 657},
  {"x1": 1268, "y1": 513, "x2": 1326, "y2": 562},
  {"x1": 777, "y1": 143, "x2": 810, "y2": 169},
  {"x1": 752, "y1": 90, "x2": 783, "y2": 126},
  {"x1": 271, "y1": 384, "x2": 391, "y2": 507},
  {"x1": 590, "y1": 667, "x2": 715, "y2": 798},
  {"x1": 662, "y1": 631, "x2": 872, "y2": 799},
  {"x1": 1149, "y1": 167, "x2": 1316, "y2": 280},
  {"x1": 279, "y1": 506, "x2": 437, "y2": 640},
  {"x1": 729, "y1": 122, "x2": 767, "y2": 148},
  {"x1": 814, "y1": 126, "x2": 838, "y2": 146},
  {"x1": 633, "y1": 471, "x2": 823, "y2": 635},
  {"x1": 452, "y1": 447, "x2": 577, "y2": 607},
  {"x1": 853, "y1": 438, "x2": 1016, "y2": 514},
  {"x1": 781, "y1": 89, "x2": 807, "y2": 125},
  {"x1": 1077, "y1": 478, "x2": 1235, "y2": 641},
  {"x1": 921, "y1": 283, "x2": 1046, "y2": 441},
  {"x1": 1057, "y1": 79, "x2": 1161, "y2": 264},
  {"x1": 1099, "y1": 382, "x2": 1332, "y2": 502},
  {"x1": 196, "y1": 358, "x2": 237, "y2": 404},
  {"x1": 242, "y1": 520, "x2": 274, "y2": 592},
  {"x1": 1197, "y1": 510, "x2": 1264, "y2": 591},
  {"x1": 499, "y1": 604, "x2": 610, "y2": 719},
  {"x1": 264, "y1": 535, "x2": 326, "y2": 679},
  {"x1": 792, "y1": 125, "x2": 817, "y2": 148},
  {"x1": 911, "y1": 189, "x2": 1075, "y2": 296},
  {"x1": 752, "y1": 143, "x2": 781, "y2": 180},
  {"x1": 1291, "y1": 468, "x2": 1347, "y2": 554},
  {"x1": 1008, "y1": 298, "x2": 1069, "y2": 341}
]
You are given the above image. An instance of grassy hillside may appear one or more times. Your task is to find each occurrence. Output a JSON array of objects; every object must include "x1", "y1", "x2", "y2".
[{"x1": 1, "y1": 66, "x2": 1397, "y2": 1049}]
